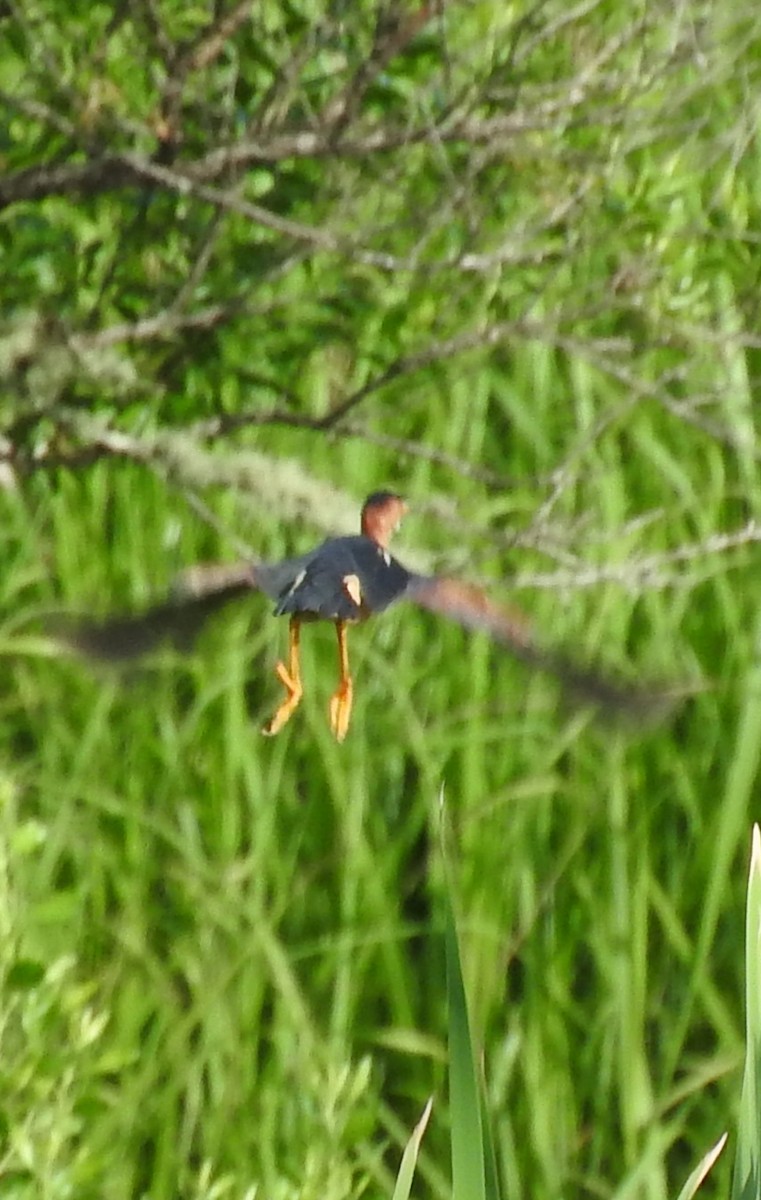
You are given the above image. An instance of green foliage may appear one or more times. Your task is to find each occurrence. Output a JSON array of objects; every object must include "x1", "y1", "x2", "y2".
[{"x1": 3, "y1": 0, "x2": 761, "y2": 1196}]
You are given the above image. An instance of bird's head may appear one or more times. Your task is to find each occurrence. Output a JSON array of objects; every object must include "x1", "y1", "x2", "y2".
[{"x1": 360, "y1": 491, "x2": 407, "y2": 549}]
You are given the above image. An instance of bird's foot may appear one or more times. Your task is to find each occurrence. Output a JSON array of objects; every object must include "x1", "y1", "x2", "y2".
[
  {"x1": 262, "y1": 661, "x2": 303, "y2": 736},
  {"x1": 329, "y1": 677, "x2": 353, "y2": 743}
]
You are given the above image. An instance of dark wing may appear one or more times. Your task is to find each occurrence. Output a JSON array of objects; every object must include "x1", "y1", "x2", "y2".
[
  {"x1": 55, "y1": 556, "x2": 309, "y2": 662},
  {"x1": 404, "y1": 574, "x2": 673, "y2": 721}
]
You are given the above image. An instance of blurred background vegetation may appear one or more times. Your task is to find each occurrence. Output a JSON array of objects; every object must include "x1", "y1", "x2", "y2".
[{"x1": 2, "y1": 1, "x2": 761, "y2": 1197}]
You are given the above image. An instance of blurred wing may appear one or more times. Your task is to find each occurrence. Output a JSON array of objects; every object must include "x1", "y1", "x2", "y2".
[
  {"x1": 404, "y1": 574, "x2": 673, "y2": 721},
  {"x1": 55, "y1": 558, "x2": 302, "y2": 663}
]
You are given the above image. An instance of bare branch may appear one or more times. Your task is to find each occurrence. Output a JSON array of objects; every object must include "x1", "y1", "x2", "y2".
[
  {"x1": 321, "y1": 5, "x2": 436, "y2": 136},
  {"x1": 0, "y1": 95, "x2": 670, "y2": 214},
  {"x1": 69, "y1": 303, "x2": 240, "y2": 350},
  {"x1": 512, "y1": 521, "x2": 761, "y2": 593},
  {"x1": 158, "y1": 0, "x2": 254, "y2": 140}
]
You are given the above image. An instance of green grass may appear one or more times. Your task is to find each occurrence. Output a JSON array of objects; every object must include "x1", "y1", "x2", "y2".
[
  {"x1": 2, "y1": 362, "x2": 758, "y2": 1197},
  {"x1": 4, "y1": 1, "x2": 761, "y2": 1195}
]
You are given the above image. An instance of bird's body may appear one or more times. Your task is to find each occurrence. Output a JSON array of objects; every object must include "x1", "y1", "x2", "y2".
[
  {"x1": 273, "y1": 535, "x2": 410, "y2": 621},
  {"x1": 61, "y1": 491, "x2": 671, "y2": 740}
]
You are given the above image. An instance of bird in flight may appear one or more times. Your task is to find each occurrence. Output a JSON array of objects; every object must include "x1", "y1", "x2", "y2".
[{"x1": 60, "y1": 491, "x2": 672, "y2": 741}]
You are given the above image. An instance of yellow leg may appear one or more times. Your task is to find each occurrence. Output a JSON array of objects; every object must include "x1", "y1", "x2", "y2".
[
  {"x1": 328, "y1": 620, "x2": 353, "y2": 743},
  {"x1": 262, "y1": 618, "x2": 303, "y2": 736}
]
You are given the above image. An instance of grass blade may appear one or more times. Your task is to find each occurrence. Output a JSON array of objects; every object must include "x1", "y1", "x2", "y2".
[
  {"x1": 732, "y1": 824, "x2": 761, "y2": 1200},
  {"x1": 675, "y1": 1133, "x2": 727, "y2": 1200},
  {"x1": 445, "y1": 900, "x2": 487, "y2": 1200},
  {"x1": 392, "y1": 1097, "x2": 434, "y2": 1200}
]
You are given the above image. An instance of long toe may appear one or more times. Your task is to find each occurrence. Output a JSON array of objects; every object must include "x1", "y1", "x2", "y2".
[
  {"x1": 262, "y1": 700, "x2": 297, "y2": 737},
  {"x1": 262, "y1": 662, "x2": 303, "y2": 736},
  {"x1": 329, "y1": 682, "x2": 353, "y2": 743},
  {"x1": 274, "y1": 661, "x2": 298, "y2": 691},
  {"x1": 262, "y1": 708, "x2": 285, "y2": 737}
]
